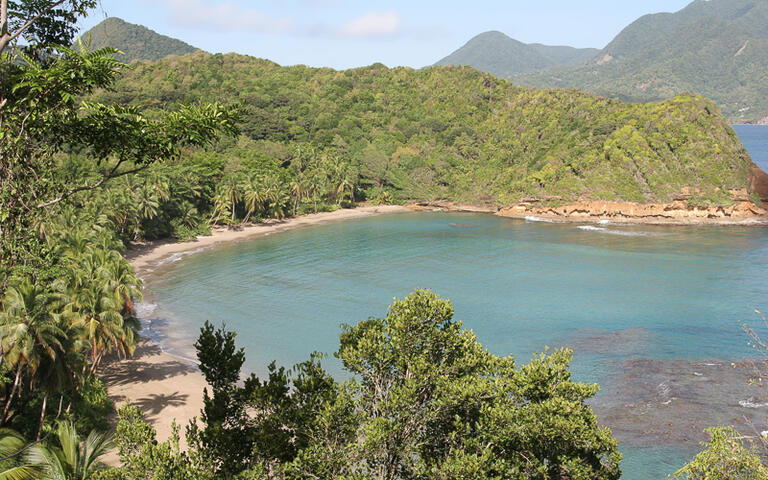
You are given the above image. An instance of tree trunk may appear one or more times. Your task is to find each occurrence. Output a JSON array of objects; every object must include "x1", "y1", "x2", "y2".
[
  {"x1": 2, "y1": 363, "x2": 22, "y2": 423},
  {"x1": 36, "y1": 392, "x2": 48, "y2": 440}
]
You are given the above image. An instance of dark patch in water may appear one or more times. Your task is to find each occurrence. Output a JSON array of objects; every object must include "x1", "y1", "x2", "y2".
[
  {"x1": 565, "y1": 328, "x2": 657, "y2": 356},
  {"x1": 592, "y1": 358, "x2": 768, "y2": 448},
  {"x1": 449, "y1": 223, "x2": 479, "y2": 228}
]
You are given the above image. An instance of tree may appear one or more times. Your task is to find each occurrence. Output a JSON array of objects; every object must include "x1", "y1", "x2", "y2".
[
  {"x1": 106, "y1": 405, "x2": 212, "y2": 480},
  {"x1": 337, "y1": 289, "x2": 622, "y2": 480},
  {"x1": 34, "y1": 420, "x2": 112, "y2": 480},
  {"x1": 187, "y1": 321, "x2": 253, "y2": 477},
  {"x1": 180, "y1": 291, "x2": 621, "y2": 479},
  {"x1": 0, "y1": 428, "x2": 46, "y2": 480},
  {"x1": 671, "y1": 427, "x2": 768, "y2": 480},
  {"x1": 0, "y1": 279, "x2": 63, "y2": 426},
  {"x1": 1, "y1": 1, "x2": 242, "y2": 283}
]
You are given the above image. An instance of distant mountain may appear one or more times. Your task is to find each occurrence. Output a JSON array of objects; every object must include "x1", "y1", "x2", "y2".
[
  {"x1": 434, "y1": 31, "x2": 599, "y2": 77},
  {"x1": 515, "y1": 0, "x2": 768, "y2": 123},
  {"x1": 77, "y1": 17, "x2": 198, "y2": 63}
]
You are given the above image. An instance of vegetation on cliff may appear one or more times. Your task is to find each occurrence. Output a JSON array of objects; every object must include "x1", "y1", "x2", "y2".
[
  {"x1": 516, "y1": 0, "x2": 768, "y2": 123},
  {"x1": 1, "y1": 2, "x2": 765, "y2": 479},
  {"x1": 90, "y1": 51, "x2": 754, "y2": 209},
  {"x1": 436, "y1": 0, "x2": 768, "y2": 123}
]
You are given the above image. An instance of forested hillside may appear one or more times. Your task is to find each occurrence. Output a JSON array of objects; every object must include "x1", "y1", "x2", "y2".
[
  {"x1": 516, "y1": 0, "x2": 768, "y2": 123},
  {"x1": 434, "y1": 31, "x2": 598, "y2": 77},
  {"x1": 77, "y1": 17, "x2": 198, "y2": 62},
  {"x1": 90, "y1": 51, "x2": 754, "y2": 208}
]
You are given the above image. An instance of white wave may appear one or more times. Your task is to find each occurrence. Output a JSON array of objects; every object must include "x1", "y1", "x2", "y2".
[
  {"x1": 577, "y1": 225, "x2": 655, "y2": 237},
  {"x1": 155, "y1": 247, "x2": 210, "y2": 266},
  {"x1": 524, "y1": 216, "x2": 555, "y2": 223},
  {"x1": 739, "y1": 399, "x2": 768, "y2": 409},
  {"x1": 133, "y1": 302, "x2": 158, "y2": 319},
  {"x1": 597, "y1": 220, "x2": 613, "y2": 225}
]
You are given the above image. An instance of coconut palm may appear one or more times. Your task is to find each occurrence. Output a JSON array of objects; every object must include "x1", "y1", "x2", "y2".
[
  {"x1": 33, "y1": 421, "x2": 112, "y2": 480},
  {"x1": 289, "y1": 173, "x2": 307, "y2": 216},
  {"x1": 0, "y1": 428, "x2": 46, "y2": 480},
  {"x1": 55, "y1": 255, "x2": 137, "y2": 374},
  {"x1": 99, "y1": 253, "x2": 142, "y2": 317},
  {"x1": 0, "y1": 280, "x2": 64, "y2": 424},
  {"x1": 242, "y1": 176, "x2": 266, "y2": 224}
]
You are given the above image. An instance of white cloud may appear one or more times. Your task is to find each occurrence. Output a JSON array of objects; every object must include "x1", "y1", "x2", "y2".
[
  {"x1": 339, "y1": 11, "x2": 402, "y2": 38},
  {"x1": 165, "y1": 0, "x2": 294, "y2": 33}
]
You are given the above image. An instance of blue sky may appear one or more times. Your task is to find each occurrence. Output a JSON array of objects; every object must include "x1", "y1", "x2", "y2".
[{"x1": 77, "y1": 1, "x2": 694, "y2": 69}]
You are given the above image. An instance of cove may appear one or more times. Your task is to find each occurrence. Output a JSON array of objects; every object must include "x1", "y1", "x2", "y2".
[
  {"x1": 138, "y1": 126, "x2": 768, "y2": 480},
  {"x1": 141, "y1": 212, "x2": 768, "y2": 479}
]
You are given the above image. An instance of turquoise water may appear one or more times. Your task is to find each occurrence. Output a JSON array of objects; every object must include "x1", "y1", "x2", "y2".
[{"x1": 140, "y1": 126, "x2": 768, "y2": 479}]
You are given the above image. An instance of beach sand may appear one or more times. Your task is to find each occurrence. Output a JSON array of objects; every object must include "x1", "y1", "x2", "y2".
[{"x1": 99, "y1": 205, "x2": 408, "y2": 463}]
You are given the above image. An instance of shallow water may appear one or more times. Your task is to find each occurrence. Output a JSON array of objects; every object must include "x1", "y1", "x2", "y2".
[{"x1": 139, "y1": 126, "x2": 768, "y2": 479}]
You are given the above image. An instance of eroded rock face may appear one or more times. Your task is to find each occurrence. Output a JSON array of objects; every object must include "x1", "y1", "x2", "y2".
[
  {"x1": 497, "y1": 199, "x2": 767, "y2": 224},
  {"x1": 749, "y1": 162, "x2": 768, "y2": 203}
]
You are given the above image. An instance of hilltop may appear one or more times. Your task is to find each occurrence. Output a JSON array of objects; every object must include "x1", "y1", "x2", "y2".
[
  {"x1": 434, "y1": 31, "x2": 599, "y2": 77},
  {"x1": 438, "y1": 0, "x2": 768, "y2": 124},
  {"x1": 77, "y1": 17, "x2": 198, "y2": 63},
  {"x1": 88, "y1": 51, "x2": 761, "y2": 218},
  {"x1": 520, "y1": 0, "x2": 768, "y2": 123}
]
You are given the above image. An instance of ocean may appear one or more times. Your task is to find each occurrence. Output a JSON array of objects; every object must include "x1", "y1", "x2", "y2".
[{"x1": 139, "y1": 125, "x2": 768, "y2": 479}]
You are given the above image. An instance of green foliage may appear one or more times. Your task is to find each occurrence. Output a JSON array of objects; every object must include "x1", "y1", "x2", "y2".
[
  {"x1": 88, "y1": 51, "x2": 753, "y2": 210},
  {"x1": 671, "y1": 427, "x2": 768, "y2": 480},
  {"x1": 68, "y1": 376, "x2": 113, "y2": 434},
  {"x1": 150, "y1": 290, "x2": 621, "y2": 479},
  {"x1": 78, "y1": 17, "x2": 198, "y2": 63},
  {"x1": 516, "y1": 0, "x2": 768, "y2": 123},
  {"x1": 102, "y1": 405, "x2": 211, "y2": 480},
  {"x1": 0, "y1": 428, "x2": 46, "y2": 480},
  {"x1": 435, "y1": 30, "x2": 599, "y2": 77}
]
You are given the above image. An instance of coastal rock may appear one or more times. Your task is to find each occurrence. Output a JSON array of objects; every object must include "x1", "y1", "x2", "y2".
[
  {"x1": 497, "y1": 198, "x2": 768, "y2": 224},
  {"x1": 749, "y1": 162, "x2": 768, "y2": 203}
]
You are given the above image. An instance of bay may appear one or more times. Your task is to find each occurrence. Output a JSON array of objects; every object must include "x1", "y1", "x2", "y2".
[{"x1": 139, "y1": 125, "x2": 768, "y2": 479}]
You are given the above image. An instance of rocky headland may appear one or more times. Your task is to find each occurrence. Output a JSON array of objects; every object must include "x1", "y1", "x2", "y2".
[{"x1": 409, "y1": 163, "x2": 768, "y2": 225}]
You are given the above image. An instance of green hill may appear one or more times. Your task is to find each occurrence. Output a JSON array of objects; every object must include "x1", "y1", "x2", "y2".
[
  {"x1": 77, "y1": 17, "x2": 198, "y2": 63},
  {"x1": 515, "y1": 0, "x2": 768, "y2": 123},
  {"x1": 89, "y1": 52, "x2": 753, "y2": 207},
  {"x1": 434, "y1": 31, "x2": 599, "y2": 77}
]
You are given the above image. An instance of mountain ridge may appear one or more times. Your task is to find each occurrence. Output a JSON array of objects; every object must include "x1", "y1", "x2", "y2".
[
  {"x1": 77, "y1": 17, "x2": 199, "y2": 63},
  {"x1": 434, "y1": 31, "x2": 599, "y2": 77},
  {"x1": 437, "y1": 0, "x2": 768, "y2": 123}
]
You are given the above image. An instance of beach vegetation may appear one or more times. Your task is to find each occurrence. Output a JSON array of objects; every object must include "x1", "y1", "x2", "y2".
[
  {"x1": 671, "y1": 427, "x2": 768, "y2": 480},
  {"x1": 109, "y1": 290, "x2": 622, "y2": 480}
]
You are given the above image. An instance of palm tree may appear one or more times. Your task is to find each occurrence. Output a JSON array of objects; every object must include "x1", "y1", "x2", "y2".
[
  {"x1": 242, "y1": 176, "x2": 265, "y2": 224},
  {"x1": 0, "y1": 280, "x2": 64, "y2": 424},
  {"x1": 208, "y1": 189, "x2": 231, "y2": 226},
  {"x1": 33, "y1": 421, "x2": 112, "y2": 480},
  {"x1": 99, "y1": 252, "x2": 142, "y2": 317},
  {"x1": 55, "y1": 255, "x2": 138, "y2": 374},
  {"x1": 289, "y1": 173, "x2": 307, "y2": 216},
  {"x1": 0, "y1": 428, "x2": 46, "y2": 480},
  {"x1": 305, "y1": 172, "x2": 325, "y2": 213}
]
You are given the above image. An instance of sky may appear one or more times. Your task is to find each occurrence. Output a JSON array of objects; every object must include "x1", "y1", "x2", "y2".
[{"x1": 76, "y1": 0, "x2": 695, "y2": 70}]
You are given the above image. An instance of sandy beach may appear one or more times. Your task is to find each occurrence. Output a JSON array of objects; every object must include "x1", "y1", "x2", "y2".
[{"x1": 100, "y1": 205, "x2": 408, "y2": 460}]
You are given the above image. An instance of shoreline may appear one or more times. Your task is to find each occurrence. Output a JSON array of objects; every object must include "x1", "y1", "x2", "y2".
[
  {"x1": 101, "y1": 205, "x2": 409, "y2": 455},
  {"x1": 102, "y1": 201, "x2": 768, "y2": 459},
  {"x1": 127, "y1": 205, "x2": 409, "y2": 274},
  {"x1": 408, "y1": 200, "x2": 768, "y2": 226}
]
